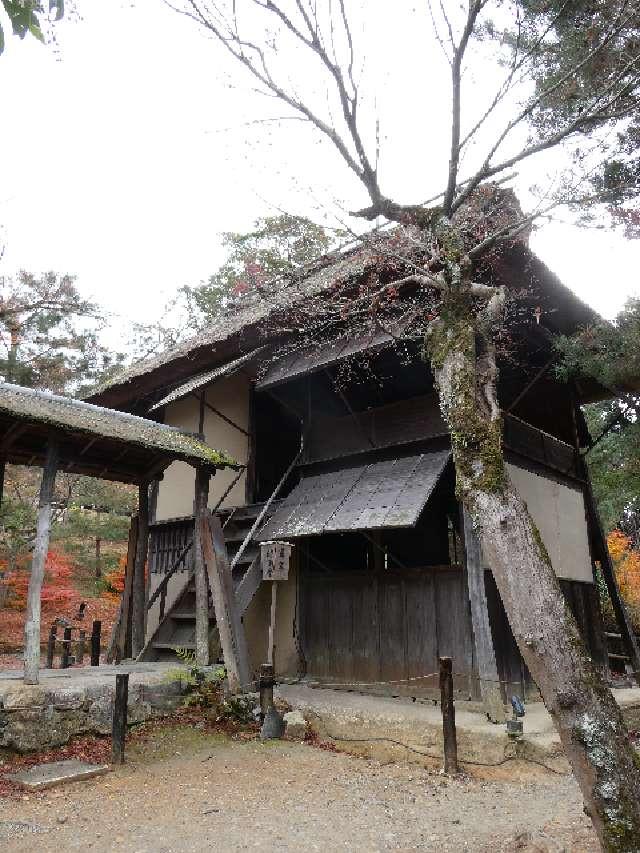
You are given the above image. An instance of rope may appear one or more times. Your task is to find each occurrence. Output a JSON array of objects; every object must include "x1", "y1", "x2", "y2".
[
  {"x1": 316, "y1": 731, "x2": 567, "y2": 775},
  {"x1": 278, "y1": 671, "x2": 525, "y2": 691}
]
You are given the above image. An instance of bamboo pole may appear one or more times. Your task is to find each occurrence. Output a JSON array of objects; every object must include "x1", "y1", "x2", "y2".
[{"x1": 23, "y1": 439, "x2": 59, "y2": 684}]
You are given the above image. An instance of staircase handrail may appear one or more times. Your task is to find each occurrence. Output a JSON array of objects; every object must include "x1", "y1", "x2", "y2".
[{"x1": 230, "y1": 440, "x2": 303, "y2": 571}]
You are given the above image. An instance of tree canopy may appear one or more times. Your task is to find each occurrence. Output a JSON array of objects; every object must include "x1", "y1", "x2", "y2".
[
  {"x1": 182, "y1": 214, "x2": 338, "y2": 321},
  {"x1": 0, "y1": 0, "x2": 64, "y2": 54},
  {"x1": 0, "y1": 271, "x2": 118, "y2": 397}
]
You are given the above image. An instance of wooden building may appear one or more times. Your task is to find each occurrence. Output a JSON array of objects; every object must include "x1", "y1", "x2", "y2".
[{"x1": 89, "y1": 229, "x2": 640, "y2": 713}]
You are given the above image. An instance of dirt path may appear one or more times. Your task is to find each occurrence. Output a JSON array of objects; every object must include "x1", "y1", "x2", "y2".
[{"x1": 0, "y1": 727, "x2": 598, "y2": 852}]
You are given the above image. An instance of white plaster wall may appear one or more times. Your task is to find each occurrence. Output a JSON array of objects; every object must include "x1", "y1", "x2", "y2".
[
  {"x1": 243, "y1": 563, "x2": 300, "y2": 678},
  {"x1": 507, "y1": 463, "x2": 594, "y2": 583},
  {"x1": 155, "y1": 371, "x2": 251, "y2": 521}
]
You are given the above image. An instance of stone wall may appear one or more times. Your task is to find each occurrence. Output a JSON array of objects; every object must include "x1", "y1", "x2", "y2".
[{"x1": 0, "y1": 678, "x2": 183, "y2": 753}]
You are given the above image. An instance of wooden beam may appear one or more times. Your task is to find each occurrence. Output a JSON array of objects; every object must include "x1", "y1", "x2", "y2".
[
  {"x1": 106, "y1": 515, "x2": 139, "y2": 663},
  {"x1": 23, "y1": 439, "x2": 59, "y2": 684},
  {"x1": 197, "y1": 394, "x2": 250, "y2": 437},
  {"x1": 462, "y1": 507, "x2": 506, "y2": 723},
  {"x1": 131, "y1": 484, "x2": 149, "y2": 658},
  {"x1": 201, "y1": 511, "x2": 251, "y2": 691},
  {"x1": 245, "y1": 385, "x2": 256, "y2": 504},
  {"x1": 193, "y1": 466, "x2": 211, "y2": 666}
]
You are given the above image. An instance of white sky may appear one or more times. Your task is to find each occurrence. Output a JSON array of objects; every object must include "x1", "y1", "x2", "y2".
[{"x1": 0, "y1": 0, "x2": 638, "y2": 350}]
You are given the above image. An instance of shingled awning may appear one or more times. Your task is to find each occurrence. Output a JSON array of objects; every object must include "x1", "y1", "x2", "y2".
[
  {"x1": 0, "y1": 382, "x2": 236, "y2": 484},
  {"x1": 256, "y1": 324, "x2": 411, "y2": 391},
  {"x1": 257, "y1": 449, "x2": 451, "y2": 539}
]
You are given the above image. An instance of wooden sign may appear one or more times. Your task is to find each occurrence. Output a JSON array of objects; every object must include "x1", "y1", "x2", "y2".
[{"x1": 261, "y1": 541, "x2": 292, "y2": 581}]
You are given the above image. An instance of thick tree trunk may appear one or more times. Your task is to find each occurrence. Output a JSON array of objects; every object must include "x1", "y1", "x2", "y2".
[{"x1": 429, "y1": 319, "x2": 640, "y2": 851}]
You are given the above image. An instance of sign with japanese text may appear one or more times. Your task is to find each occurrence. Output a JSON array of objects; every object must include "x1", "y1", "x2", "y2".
[{"x1": 261, "y1": 540, "x2": 292, "y2": 581}]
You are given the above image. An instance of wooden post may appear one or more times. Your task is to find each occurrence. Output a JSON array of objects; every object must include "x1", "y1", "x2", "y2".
[
  {"x1": 46, "y1": 623, "x2": 57, "y2": 669},
  {"x1": 77, "y1": 629, "x2": 86, "y2": 665},
  {"x1": 439, "y1": 656, "x2": 458, "y2": 774},
  {"x1": 193, "y1": 467, "x2": 211, "y2": 667},
  {"x1": 107, "y1": 515, "x2": 138, "y2": 664},
  {"x1": 91, "y1": 620, "x2": 101, "y2": 666},
  {"x1": 462, "y1": 508, "x2": 506, "y2": 723},
  {"x1": 23, "y1": 439, "x2": 59, "y2": 684},
  {"x1": 95, "y1": 536, "x2": 102, "y2": 579},
  {"x1": 259, "y1": 663, "x2": 275, "y2": 720},
  {"x1": 201, "y1": 511, "x2": 251, "y2": 691},
  {"x1": 131, "y1": 483, "x2": 149, "y2": 658},
  {"x1": 61, "y1": 626, "x2": 72, "y2": 669},
  {"x1": 111, "y1": 673, "x2": 129, "y2": 764},
  {"x1": 267, "y1": 581, "x2": 278, "y2": 666}
]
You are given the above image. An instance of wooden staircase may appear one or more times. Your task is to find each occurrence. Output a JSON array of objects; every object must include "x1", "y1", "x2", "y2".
[{"x1": 141, "y1": 502, "x2": 277, "y2": 662}]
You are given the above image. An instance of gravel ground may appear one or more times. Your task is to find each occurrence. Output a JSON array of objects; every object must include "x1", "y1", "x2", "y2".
[{"x1": 0, "y1": 726, "x2": 598, "y2": 853}]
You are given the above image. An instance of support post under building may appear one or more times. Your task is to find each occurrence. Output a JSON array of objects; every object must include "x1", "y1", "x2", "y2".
[{"x1": 23, "y1": 439, "x2": 59, "y2": 684}]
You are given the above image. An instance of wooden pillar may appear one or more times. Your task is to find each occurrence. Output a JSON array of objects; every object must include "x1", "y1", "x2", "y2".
[
  {"x1": 462, "y1": 507, "x2": 506, "y2": 723},
  {"x1": 106, "y1": 515, "x2": 138, "y2": 663},
  {"x1": 439, "y1": 656, "x2": 458, "y2": 774},
  {"x1": 23, "y1": 439, "x2": 59, "y2": 684},
  {"x1": 245, "y1": 386, "x2": 256, "y2": 504},
  {"x1": 112, "y1": 673, "x2": 129, "y2": 764},
  {"x1": 193, "y1": 466, "x2": 211, "y2": 666},
  {"x1": 0, "y1": 457, "x2": 6, "y2": 607},
  {"x1": 131, "y1": 482, "x2": 149, "y2": 658},
  {"x1": 90, "y1": 620, "x2": 101, "y2": 665},
  {"x1": 0, "y1": 457, "x2": 5, "y2": 508},
  {"x1": 202, "y1": 511, "x2": 250, "y2": 691}
]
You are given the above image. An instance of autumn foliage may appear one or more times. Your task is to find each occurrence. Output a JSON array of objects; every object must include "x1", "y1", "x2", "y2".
[
  {"x1": 0, "y1": 549, "x2": 119, "y2": 653},
  {"x1": 607, "y1": 530, "x2": 640, "y2": 610}
]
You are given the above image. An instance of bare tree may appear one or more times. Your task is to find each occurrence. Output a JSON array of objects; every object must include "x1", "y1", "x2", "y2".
[{"x1": 168, "y1": 2, "x2": 640, "y2": 847}]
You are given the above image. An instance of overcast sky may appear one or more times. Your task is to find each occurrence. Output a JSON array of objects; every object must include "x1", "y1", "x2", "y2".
[{"x1": 0, "y1": 0, "x2": 638, "y2": 349}]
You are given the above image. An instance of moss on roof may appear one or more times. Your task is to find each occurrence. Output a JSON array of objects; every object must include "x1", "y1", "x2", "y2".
[{"x1": 0, "y1": 383, "x2": 236, "y2": 469}]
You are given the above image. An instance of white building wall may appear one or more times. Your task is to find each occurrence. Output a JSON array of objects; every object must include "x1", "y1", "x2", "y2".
[
  {"x1": 507, "y1": 463, "x2": 594, "y2": 584},
  {"x1": 155, "y1": 371, "x2": 251, "y2": 521}
]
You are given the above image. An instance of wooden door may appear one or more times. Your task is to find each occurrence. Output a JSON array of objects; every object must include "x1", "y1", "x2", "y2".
[{"x1": 301, "y1": 564, "x2": 475, "y2": 697}]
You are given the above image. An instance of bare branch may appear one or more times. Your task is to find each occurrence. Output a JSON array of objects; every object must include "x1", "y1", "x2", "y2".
[
  {"x1": 459, "y1": 0, "x2": 574, "y2": 152},
  {"x1": 442, "y1": 1, "x2": 487, "y2": 217},
  {"x1": 452, "y1": 6, "x2": 638, "y2": 214}
]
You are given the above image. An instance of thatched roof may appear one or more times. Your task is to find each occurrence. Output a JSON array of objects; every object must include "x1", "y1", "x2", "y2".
[
  {"x1": 0, "y1": 383, "x2": 236, "y2": 483},
  {"x1": 89, "y1": 228, "x2": 598, "y2": 412}
]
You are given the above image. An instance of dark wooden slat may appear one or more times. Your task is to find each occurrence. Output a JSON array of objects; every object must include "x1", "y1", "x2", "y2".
[{"x1": 405, "y1": 571, "x2": 438, "y2": 689}]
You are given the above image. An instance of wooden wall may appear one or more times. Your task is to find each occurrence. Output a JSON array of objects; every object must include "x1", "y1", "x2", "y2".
[{"x1": 301, "y1": 564, "x2": 476, "y2": 697}]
